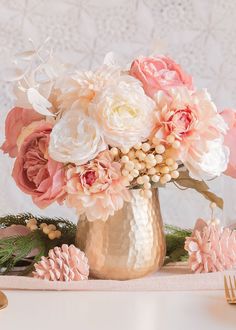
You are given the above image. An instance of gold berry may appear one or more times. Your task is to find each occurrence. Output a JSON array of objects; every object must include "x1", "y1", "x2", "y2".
[
  {"x1": 30, "y1": 224, "x2": 38, "y2": 231},
  {"x1": 48, "y1": 231, "x2": 57, "y2": 240},
  {"x1": 43, "y1": 226, "x2": 50, "y2": 235},
  {"x1": 48, "y1": 224, "x2": 57, "y2": 231},
  {"x1": 55, "y1": 230, "x2": 62, "y2": 239},
  {"x1": 27, "y1": 218, "x2": 37, "y2": 227}
]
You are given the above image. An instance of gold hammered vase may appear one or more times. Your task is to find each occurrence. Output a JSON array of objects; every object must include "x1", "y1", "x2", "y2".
[{"x1": 75, "y1": 189, "x2": 166, "y2": 280}]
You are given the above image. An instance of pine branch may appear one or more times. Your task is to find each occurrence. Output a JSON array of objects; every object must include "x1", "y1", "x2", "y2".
[
  {"x1": 0, "y1": 214, "x2": 77, "y2": 275},
  {"x1": 0, "y1": 231, "x2": 47, "y2": 274},
  {"x1": 164, "y1": 224, "x2": 192, "y2": 264},
  {"x1": 0, "y1": 213, "x2": 76, "y2": 245}
]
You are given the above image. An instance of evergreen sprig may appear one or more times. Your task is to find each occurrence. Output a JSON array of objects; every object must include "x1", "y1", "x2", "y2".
[
  {"x1": 0, "y1": 213, "x2": 77, "y2": 275},
  {"x1": 0, "y1": 213, "x2": 76, "y2": 245},
  {"x1": 0, "y1": 231, "x2": 46, "y2": 274},
  {"x1": 164, "y1": 224, "x2": 192, "y2": 264}
]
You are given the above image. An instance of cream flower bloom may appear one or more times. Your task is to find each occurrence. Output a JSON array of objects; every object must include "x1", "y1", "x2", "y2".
[
  {"x1": 57, "y1": 65, "x2": 121, "y2": 114},
  {"x1": 49, "y1": 102, "x2": 107, "y2": 165},
  {"x1": 89, "y1": 76, "x2": 156, "y2": 148},
  {"x1": 154, "y1": 87, "x2": 229, "y2": 180}
]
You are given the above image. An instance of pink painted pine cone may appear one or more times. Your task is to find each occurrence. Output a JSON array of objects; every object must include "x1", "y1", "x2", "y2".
[
  {"x1": 33, "y1": 244, "x2": 89, "y2": 281},
  {"x1": 185, "y1": 219, "x2": 236, "y2": 273}
]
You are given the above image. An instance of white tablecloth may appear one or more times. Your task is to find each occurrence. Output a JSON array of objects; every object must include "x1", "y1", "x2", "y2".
[
  {"x1": 1, "y1": 290, "x2": 236, "y2": 330},
  {"x1": 1, "y1": 263, "x2": 236, "y2": 330}
]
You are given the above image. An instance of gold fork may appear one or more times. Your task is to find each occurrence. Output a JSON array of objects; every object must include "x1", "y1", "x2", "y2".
[
  {"x1": 0, "y1": 291, "x2": 8, "y2": 310},
  {"x1": 224, "y1": 275, "x2": 236, "y2": 304}
]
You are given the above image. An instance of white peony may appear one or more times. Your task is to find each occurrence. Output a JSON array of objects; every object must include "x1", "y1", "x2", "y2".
[
  {"x1": 49, "y1": 102, "x2": 107, "y2": 165},
  {"x1": 89, "y1": 76, "x2": 156, "y2": 148},
  {"x1": 185, "y1": 139, "x2": 229, "y2": 180}
]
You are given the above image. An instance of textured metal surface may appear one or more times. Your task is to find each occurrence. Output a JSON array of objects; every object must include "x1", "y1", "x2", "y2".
[{"x1": 76, "y1": 189, "x2": 166, "y2": 280}]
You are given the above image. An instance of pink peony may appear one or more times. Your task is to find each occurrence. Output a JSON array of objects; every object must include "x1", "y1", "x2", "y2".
[
  {"x1": 130, "y1": 55, "x2": 193, "y2": 98},
  {"x1": 12, "y1": 123, "x2": 66, "y2": 208},
  {"x1": 66, "y1": 150, "x2": 131, "y2": 221},
  {"x1": 221, "y1": 108, "x2": 236, "y2": 178},
  {"x1": 154, "y1": 87, "x2": 228, "y2": 180},
  {"x1": 1, "y1": 107, "x2": 43, "y2": 158}
]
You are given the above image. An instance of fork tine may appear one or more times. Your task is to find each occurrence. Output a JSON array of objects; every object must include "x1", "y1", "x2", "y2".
[
  {"x1": 234, "y1": 276, "x2": 236, "y2": 290},
  {"x1": 229, "y1": 276, "x2": 236, "y2": 302},
  {"x1": 224, "y1": 275, "x2": 231, "y2": 302}
]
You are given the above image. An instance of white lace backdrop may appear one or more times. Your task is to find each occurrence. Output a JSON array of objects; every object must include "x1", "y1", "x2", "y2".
[{"x1": 0, "y1": 0, "x2": 236, "y2": 226}]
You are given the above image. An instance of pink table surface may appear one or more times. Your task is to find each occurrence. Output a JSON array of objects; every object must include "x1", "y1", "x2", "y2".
[{"x1": 0, "y1": 263, "x2": 233, "y2": 291}]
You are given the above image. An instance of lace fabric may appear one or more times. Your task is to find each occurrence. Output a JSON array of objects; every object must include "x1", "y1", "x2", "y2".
[{"x1": 0, "y1": 0, "x2": 235, "y2": 225}]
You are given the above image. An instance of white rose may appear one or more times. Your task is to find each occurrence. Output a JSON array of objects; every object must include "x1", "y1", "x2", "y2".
[
  {"x1": 49, "y1": 103, "x2": 107, "y2": 165},
  {"x1": 89, "y1": 76, "x2": 156, "y2": 148}
]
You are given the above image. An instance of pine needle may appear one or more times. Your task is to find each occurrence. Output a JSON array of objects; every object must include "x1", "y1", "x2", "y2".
[
  {"x1": 0, "y1": 213, "x2": 77, "y2": 275},
  {"x1": 164, "y1": 224, "x2": 192, "y2": 264}
]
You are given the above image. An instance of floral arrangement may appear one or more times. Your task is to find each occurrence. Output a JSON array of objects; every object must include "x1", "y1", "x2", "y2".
[{"x1": 1, "y1": 41, "x2": 236, "y2": 221}]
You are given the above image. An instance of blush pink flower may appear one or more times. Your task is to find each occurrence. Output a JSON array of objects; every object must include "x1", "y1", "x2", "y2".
[
  {"x1": 154, "y1": 87, "x2": 229, "y2": 180},
  {"x1": 130, "y1": 55, "x2": 193, "y2": 98},
  {"x1": 66, "y1": 151, "x2": 131, "y2": 221},
  {"x1": 12, "y1": 123, "x2": 66, "y2": 208},
  {"x1": 221, "y1": 108, "x2": 236, "y2": 178},
  {"x1": 1, "y1": 107, "x2": 44, "y2": 158}
]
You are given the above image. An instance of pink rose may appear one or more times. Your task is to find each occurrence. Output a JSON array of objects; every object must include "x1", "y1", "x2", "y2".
[
  {"x1": 1, "y1": 107, "x2": 43, "y2": 158},
  {"x1": 130, "y1": 55, "x2": 193, "y2": 98},
  {"x1": 12, "y1": 123, "x2": 66, "y2": 208},
  {"x1": 66, "y1": 150, "x2": 130, "y2": 221},
  {"x1": 221, "y1": 109, "x2": 236, "y2": 178}
]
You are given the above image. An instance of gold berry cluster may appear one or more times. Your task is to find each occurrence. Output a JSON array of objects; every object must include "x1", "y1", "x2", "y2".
[
  {"x1": 26, "y1": 218, "x2": 62, "y2": 240},
  {"x1": 110, "y1": 134, "x2": 180, "y2": 198}
]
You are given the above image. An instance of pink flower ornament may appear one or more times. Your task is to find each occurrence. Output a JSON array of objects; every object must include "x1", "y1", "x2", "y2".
[
  {"x1": 185, "y1": 219, "x2": 236, "y2": 273},
  {"x1": 33, "y1": 244, "x2": 89, "y2": 281}
]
